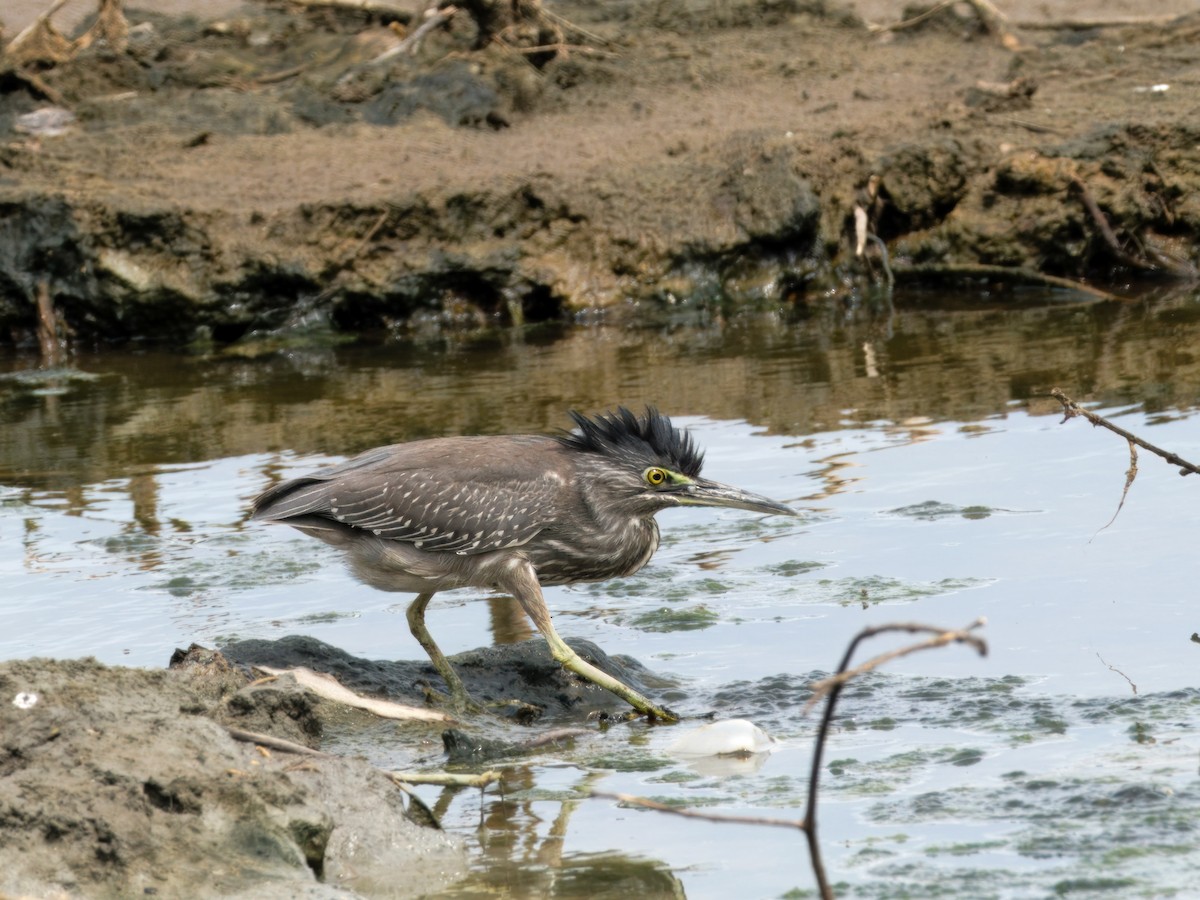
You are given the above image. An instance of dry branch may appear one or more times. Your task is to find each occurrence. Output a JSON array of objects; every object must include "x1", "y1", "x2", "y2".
[
  {"x1": 371, "y1": 4, "x2": 457, "y2": 62},
  {"x1": 1091, "y1": 439, "x2": 1137, "y2": 536},
  {"x1": 35, "y1": 280, "x2": 66, "y2": 368},
  {"x1": 224, "y1": 726, "x2": 329, "y2": 756},
  {"x1": 5, "y1": 0, "x2": 129, "y2": 66},
  {"x1": 1069, "y1": 177, "x2": 1198, "y2": 279},
  {"x1": 588, "y1": 619, "x2": 988, "y2": 900},
  {"x1": 389, "y1": 770, "x2": 501, "y2": 788},
  {"x1": 5, "y1": 0, "x2": 73, "y2": 65},
  {"x1": 804, "y1": 619, "x2": 988, "y2": 714},
  {"x1": 283, "y1": 0, "x2": 410, "y2": 13},
  {"x1": 895, "y1": 263, "x2": 1120, "y2": 301},
  {"x1": 1015, "y1": 15, "x2": 1179, "y2": 31},
  {"x1": 591, "y1": 791, "x2": 806, "y2": 831},
  {"x1": 868, "y1": 0, "x2": 1020, "y2": 49},
  {"x1": 1096, "y1": 652, "x2": 1137, "y2": 695},
  {"x1": 1049, "y1": 388, "x2": 1200, "y2": 477}
]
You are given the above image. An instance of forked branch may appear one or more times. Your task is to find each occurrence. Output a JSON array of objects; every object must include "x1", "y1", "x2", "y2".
[
  {"x1": 1049, "y1": 388, "x2": 1200, "y2": 477},
  {"x1": 589, "y1": 619, "x2": 988, "y2": 900}
]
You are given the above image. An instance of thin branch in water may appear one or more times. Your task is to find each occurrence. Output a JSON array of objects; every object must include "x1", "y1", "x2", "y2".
[
  {"x1": 590, "y1": 791, "x2": 806, "y2": 831},
  {"x1": 1049, "y1": 388, "x2": 1200, "y2": 477},
  {"x1": 802, "y1": 619, "x2": 987, "y2": 899},
  {"x1": 804, "y1": 618, "x2": 989, "y2": 715},
  {"x1": 1096, "y1": 652, "x2": 1137, "y2": 695},
  {"x1": 585, "y1": 619, "x2": 987, "y2": 900},
  {"x1": 1091, "y1": 439, "x2": 1137, "y2": 539}
]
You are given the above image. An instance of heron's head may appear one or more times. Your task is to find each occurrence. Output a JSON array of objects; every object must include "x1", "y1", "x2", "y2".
[{"x1": 559, "y1": 407, "x2": 798, "y2": 518}]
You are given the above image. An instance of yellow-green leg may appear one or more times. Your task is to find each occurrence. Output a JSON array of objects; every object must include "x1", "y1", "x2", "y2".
[
  {"x1": 504, "y1": 568, "x2": 679, "y2": 722},
  {"x1": 406, "y1": 592, "x2": 479, "y2": 714}
]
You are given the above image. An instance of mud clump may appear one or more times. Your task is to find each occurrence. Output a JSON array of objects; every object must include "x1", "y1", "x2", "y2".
[
  {"x1": 0, "y1": 635, "x2": 678, "y2": 897},
  {"x1": 0, "y1": 653, "x2": 466, "y2": 899},
  {"x1": 1, "y1": 1, "x2": 1199, "y2": 346}
]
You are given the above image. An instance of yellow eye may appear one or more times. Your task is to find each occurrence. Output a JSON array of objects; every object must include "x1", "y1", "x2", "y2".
[{"x1": 645, "y1": 467, "x2": 667, "y2": 486}]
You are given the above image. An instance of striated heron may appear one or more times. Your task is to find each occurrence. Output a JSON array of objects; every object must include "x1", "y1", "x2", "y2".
[{"x1": 251, "y1": 407, "x2": 797, "y2": 721}]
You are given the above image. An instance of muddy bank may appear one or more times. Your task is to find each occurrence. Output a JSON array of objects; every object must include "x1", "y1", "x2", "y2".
[
  {"x1": 0, "y1": 648, "x2": 477, "y2": 899},
  {"x1": 1, "y1": 1, "x2": 1198, "y2": 346},
  {"x1": 1, "y1": 634, "x2": 670, "y2": 899}
]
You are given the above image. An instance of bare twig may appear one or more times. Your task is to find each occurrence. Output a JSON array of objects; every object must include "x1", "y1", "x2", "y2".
[
  {"x1": 591, "y1": 791, "x2": 806, "y2": 831},
  {"x1": 894, "y1": 263, "x2": 1120, "y2": 301},
  {"x1": 539, "y1": 5, "x2": 618, "y2": 48},
  {"x1": 372, "y1": 4, "x2": 457, "y2": 62},
  {"x1": 254, "y1": 664, "x2": 452, "y2": 722},
  {"x1": 1096, "y1": 652, "x2": 1137, "y2": 695},
  {"x1": 586, "y1": 620, "x2": 988, "y2": 900},
  {"x1": 964, "y1": 0, "x2": 1021, "y2": 50},
  {"x1": 388, "y1": 769, "x2": 502, "y2": 788},
  {"x1": 1049, "y1": 388, "x2": 1200, "y2": 476},
  {"x1": 868, "y1": 0, "x2": 1019, "y2": 49},
  {"x1": 804, "y1": 619, "x2": 989, "y2": 714},
  {"x1": 224, "y1": 726, "x2": 329, "y2": 756},
  {"x1": 867, "y1": 1, "x2": 956, "y2": 33},
  {"x1": 35, "y1": 280, "x2": 65, "y2": 368},
  {"x1": 6, "y1": 0, "x2": 73, "y2": 65},
  {"x1": 500, "y1": 42, "x2": 616, "y2": 57},
  {"x1": 803, "y1": 620, "x2": 987, "y2": 897},
  {"x1": 283, "y1": 0, "x2": 410, "y2": 12},
  {"x1": 1015, "y1": 15, "x2": 1179, "y2": 31},
  {"x1": 999, "y1": 117, "x2": 1063, "y2": 135},
  {"x1": 1069, "y1": 176, "x2": 1197, "y2": 279},
  {"x1": 1091, "y1": 439, "x2": 1137, "y2": 537}
]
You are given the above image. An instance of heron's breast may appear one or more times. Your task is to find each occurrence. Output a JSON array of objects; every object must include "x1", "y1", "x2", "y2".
[{"x1": 527, "y1": 517, "x2": 660, "y2": 586}]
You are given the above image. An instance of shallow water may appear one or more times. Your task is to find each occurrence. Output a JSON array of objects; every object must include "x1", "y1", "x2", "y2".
[{"x1": 3, "y1": 290, "x2": 1200, "y2": 898}]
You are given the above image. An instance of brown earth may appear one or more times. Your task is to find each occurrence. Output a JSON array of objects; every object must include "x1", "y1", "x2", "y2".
[
  {"x1": 0, "y1": 648, "x2": 470, "y2": 900},
  {"x1": 0, "y1": 634, "x2": 694, "y2": 898},
  {"x1": 1, "y1": 0, "x2": 1198, "y2": 346}
]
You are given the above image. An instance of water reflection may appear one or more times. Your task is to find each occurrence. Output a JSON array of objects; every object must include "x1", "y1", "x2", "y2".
[
  {"x1": 3, "y1": 290, "x2": 1200, "y2": 499},
  {"x1": 426, "y1": 768, "x2": 686, "y2": 899},
  {"x1": 4, "y1": 288, "x2": 1200, "y2": 898}
]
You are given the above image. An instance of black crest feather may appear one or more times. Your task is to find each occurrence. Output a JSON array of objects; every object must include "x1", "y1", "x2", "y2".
[{"x1": 559, "y1": 406, "x2": 704, "y2": 477}]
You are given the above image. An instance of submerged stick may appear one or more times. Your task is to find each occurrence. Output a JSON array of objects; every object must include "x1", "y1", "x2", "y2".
[{"x1": 591, "y1": 791, "x2": 806, "y2": 831}]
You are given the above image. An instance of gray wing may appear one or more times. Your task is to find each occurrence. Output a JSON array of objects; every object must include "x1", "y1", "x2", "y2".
[{"x1": 251, "y1": 435, "x2": 561, "y2": 555}]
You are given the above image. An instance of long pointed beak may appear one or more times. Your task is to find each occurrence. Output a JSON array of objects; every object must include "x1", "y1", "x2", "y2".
[{"x1": 677, "y1": 478, "x2": 800, "y2": 516}]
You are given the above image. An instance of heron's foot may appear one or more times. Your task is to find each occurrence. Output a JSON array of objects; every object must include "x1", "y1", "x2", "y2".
[
  {"x1": 417, "y1": 681, "x2": 542, "y2": 720},
  {"x1": 485, "y1": 697, "x2": 544, "y2": 725},
  {"x1": 417, "y1": 680, "x2": 488, "y2": 717},
  {"x1": 593, "y1": 701, "x2": 680, "y2": 724}
]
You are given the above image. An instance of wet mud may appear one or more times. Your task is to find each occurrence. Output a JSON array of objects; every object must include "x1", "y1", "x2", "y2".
[
  {"x1": 0, "y1": 649, "x2": 468, "y2": 900},
  {"x1": 2, "y1": 1, "x2": 1199, "y2": 345}
]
